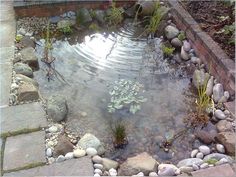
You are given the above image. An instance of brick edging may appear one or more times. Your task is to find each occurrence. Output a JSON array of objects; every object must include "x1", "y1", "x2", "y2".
[{"x1": 167, "y1": 0, "x2": 235, "y2": 97}]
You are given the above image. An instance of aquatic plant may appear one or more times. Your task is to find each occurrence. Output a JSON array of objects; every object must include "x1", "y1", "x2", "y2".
[
  {"x1": 106, "y1": 2, "x2": 124, "y2": 26},
  {"x1": 161, "y1": 44, "x2": 175, "y2": 57},
  {"x1": 60, "y1": 25, "x2": 72, "y2": 35},
  {"x1": 107, "y1": 79, "x2": 147, "y2": 114},
  {"x1": 111, "y1": 122, "x2": 127, "y2": 148},
  {"x1": 89, "y1": 23, "x2": 100, "y2": 32},
  {"x1": 177, "y1": 31, "x2": 186, "y2": 41},
  {"x1": 15, "y1": 34, "x2": 23, "y2": 43}
]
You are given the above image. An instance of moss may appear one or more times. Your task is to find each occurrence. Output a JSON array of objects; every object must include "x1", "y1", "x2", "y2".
[
  {"x1": 204, "y1": 158, "x2": 218, "y2": 165},
  {"x1": 177, "y1": 32, "x2": 186, "y2": 41},
  {"x1": 0, "y1": 138, "x2": 6, "y2": 176},
  {"x1": 161, "y1": 44, "x2": 175, "y2": 57},
  {"x1": 15, "y1": 35, "x2": 23, "y2": 43},
  {"x1": 0, "y1": 127, "x2": 43, "y2": 138}
]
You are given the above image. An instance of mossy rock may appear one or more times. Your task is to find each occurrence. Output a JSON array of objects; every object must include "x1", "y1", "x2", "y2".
[{"x1": 77, "y1": 8, "x2": 92, "y2": 25}]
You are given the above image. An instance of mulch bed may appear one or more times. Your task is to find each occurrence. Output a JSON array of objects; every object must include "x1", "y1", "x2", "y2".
[{"x1": 181, "y1": 1, "x2": 235, "y2": 60}]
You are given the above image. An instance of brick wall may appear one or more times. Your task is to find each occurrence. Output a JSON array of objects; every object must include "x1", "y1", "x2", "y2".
[{"x1": 167, "y1": 0, "x2": 235, "y2": 97}]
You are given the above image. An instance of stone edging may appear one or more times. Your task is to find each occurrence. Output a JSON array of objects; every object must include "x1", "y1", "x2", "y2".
[{"x1": 167, "y1": 0, "x2": 235, "y2": 97}]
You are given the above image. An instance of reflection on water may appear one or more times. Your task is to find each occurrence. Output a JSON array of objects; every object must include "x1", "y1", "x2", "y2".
[{"x1": 34, "y1": 22, "x2": 195, "y2": 163}]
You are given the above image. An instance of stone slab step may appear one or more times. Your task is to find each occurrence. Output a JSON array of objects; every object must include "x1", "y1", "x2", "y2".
[
  {"x1": 0, "y1": 102, "x2": 47, "y2": 137},
  {"x1": 3, "y1": 131, "x2": 46, "y2": 172},
  {"x1": 3, "y1": 157, "x2": 94, "y2": 176},
  {"x1": 191, "y1": 164, "x2": 236, "y2": 177}
]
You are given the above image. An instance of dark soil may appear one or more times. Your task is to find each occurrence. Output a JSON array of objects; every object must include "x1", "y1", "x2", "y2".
[{"x1": 181, "y1": 1, "x2": 235, "y2": 60}]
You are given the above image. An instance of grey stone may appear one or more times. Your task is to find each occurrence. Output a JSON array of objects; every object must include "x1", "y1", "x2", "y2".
[
  {"x1": 177, "y1": 158, "x2": 204, "y2": 168},
  {"x1": 196, "y1": 152, "x2": 204, "y2": 159},
  {"x1": 77, "y1": 133, "x2": 104, "y2": 155},
  {"x1": 46, "y1": 94, "x2": 68, "y2": 122},
  {"x1": 198, "y1": 145, "x2": 211, "y2": 155},
  {"x1": 216, "y1": 120, "x2": 233, "y2": 132},
  {"x1": 192, "y1": 163, "x2": 199, "y2": 171},
  {"x1": 54, "y1": 135, "x2": 74, "y2": 156},
  {"x1": 164, "y1": 25, "x2": 179, "y2": 39},
  {"x1": 4, "y1": 156, "x2": 94, "y2": 176},
  {"x1": 65, "y1": 152, "x2": 74, "y2": 159},
  {"x1": 15, "y1": 74, "x2": 39, "y2": 87},
  {"x1": 102, "y1": 158, "x2": 119, "y2": 170},
  {"x1": 92, "y1": 155, "x2": 103, "y2": 164},
  {"x1": 181, "y1": 46, "x2": 190, "y2": 60},
  {"x1": 0, "y1": 103, "x2": 47, "y2": 137},
  {"x1": 3, "y1": 131, "x2": 46, "y2": 171},
  {"x1": 77, "y1": 8, "x2": 92, "y2": 25},
  {"x1": 46, "y1": 148, "x2": 53, "y2": 157},
  {"x1": 200, "y1": 163, "x2": 209, "y2": 169},
  {"x1": 213, "y1": 83, "x2": 224, "y2": 103},
  {"x1": 158, "y1": 166, "x2": 176, "y2": 176},
  {"x1": 192, "y1": 69, "x2": 210, "y2": 89},
  {"x1": 94, "y1": 164, "x2": 103, "y2": 170},
  {"x1": 56, "y1": 155, "x2": 65, "y2": 163},
  {"x1": 94, "y1": 169, "x2": 102, "y2": 175},
  {"x1": 223, "y1": 91, "x2": 230, "y2": 100},
  {"x1": 14, "y1": 62, "x2": 33, "y2": 78},
  {"x1": 203, "y1": 153, "x2": 233, "y2": 162},
  {"x1": 18, "y1": 82, "x2": 39, "y2": 102},
  {"x1": 183, "y1": 40, "x2": 191, "y2": 52},
  {"x1": 206, "y1": 76, "x2": 214, "y2": 96},
  {"x1": 216, "y1": 132, "x2": 235, "y2": 155},
  {"x1": 214, "y1": 109, "x2": 226, "y2": 120},
  {"x1": 20, "y1": 47, "x2": 39, "y2": 70},
  {"x1": 179, "y1": 166, "x2": 193, "y2": 173},
  {"x1": 191, "y1": 149, "x2": 199, "y2": 158},
  {"x1": 216, "y1": 144, "x2": 225, "y2": 153},
  {"x1": 50, "y1": 16, "x2": 61, "y2": 23},
  {"x1": 19, "y1": 36, "x2": 36, "y2": 48},
  {"x1": 171, "y1": 38, "x2": 182, "y2": 48},
  {"x1": 191, "y1": 56, "x2": 201, "y2": 65},
  {"x1": 86, "y1": 147, "x2": 97, "y2": 156}
]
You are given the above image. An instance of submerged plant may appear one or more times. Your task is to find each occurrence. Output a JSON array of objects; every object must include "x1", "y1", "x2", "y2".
[
  {"x1": 60, "y1": 25, "x2": 72, "y2": 35},
  {"x1": 177, "y1": 31, "x2": 186, "y2": 41},
  {"x1": 111, "y1": 122, "x2": 127, "y2": 148},
  {"x1": 107, "y1": 79, "x2": 147, "y2": 114},
  {"x1": 161, "y1": 44, "x2": 175, "y2": 57},
  {"x1": 106, "y1": 2, "x2": 123, "y2": 26}
]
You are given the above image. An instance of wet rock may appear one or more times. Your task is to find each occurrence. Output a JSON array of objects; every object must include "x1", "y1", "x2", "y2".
[
  {"x1": 149, "y1": 172, "x2": 158, "y2": 176},
  {"x1": 102, "y1": 158, "x2": 119, "y2": 170},
  {"x1": 177, "y1": 158, "x2": 204, "y2": 168},
  {"x1": 216, "y1": 120, "x2": 233, "y2": 132},
  {"x1": 86, "y1": 147, "x2": 97, "y2": 156},
  {"x1": 216, "y1": 144, "x2": 225, "y2": 153},
  {"x1": 164, "y1": 25, "x2": 179, "y2": 39},
  {"x1": 206, "y1": 76, "x2": 214, "y2": 96},
  {"x1": 158, "y1": 166, "x2": 176, "y2": 176},
  {"x1": 92, "y1": 155, "x2": 103, "y2": 164},
  {"x1": 109, "y1": 168, "x2": 117, "y2": 176},
  {"x1": 18, "y1": 82, "x2": 39, "y2": 102},
  {"x1": 47, "y1": 95, "x2": 68, "y2": 122},
  {"x1": 183, "y1": 40, "x2": 191, "y2": 52},
  {"x1": 54, "y1": 135, "x2": 74, "y2": 156},
  {"x1": 214, "y1": 109, "x2": 226, "y2": 120},
  {"x1": 190, "y1": 56, "x2": 201, "y2": 65},
  {"x1": 20, "y1": 47, "x2": 39, "y2": 70},
  {"x1": 19, "y1": 36, "x2": 36, "y2": 48},
  {"x1": 200, "y1": 163, "x2": 209, "y2": 169},
  {"x1": 196, "y1": 152, "x2": 204, "y2": 159},
  {"x1": 213, "y1": 83, "x2": 224, "y2": 103},
  {"x1": 180, "y1": 46, "x2": 190, "y2": 61},
  {"x1": 198, "y1": 145, "x2": 211, "y2": 155},
  {"x1": 65, "y1": 152, "x2": 74, "y2": 159},
  {"x1": 192, "y1": 69, "x2": 210, "y2": 89},
  {"x1": 203, "y1": 153, "x2": 233, "y2": 162},
  {"x1": 73, "y1": 149, "x2": 86, "y2": 158},
  {"x1": 171, "y1": 38, "x2": 182, "y2": 48},
  {"x1": 179, "y1": 166, "x2": 193, "y2": 173},
  {"x1": 77, "y1": 133, "x2": 105, "y2": 155},
  {"x1": 118, "y1": 152, "x2": 158, "y2": 176},
  {"x1": 14, "y1": 62, "x2": 33, "y2": 78},
  {"x1": 94, "y1": 10, "x2": 105, "y2": 24},
  {"x1": 191, "y1": 149, "x2": 199, "y2": 158},
  {"x1": 77, "y1": 8, "x2": 92, "y2": 25},
  {"x1": 216, "y1": 132, "x2": 235, "y2": 155},
  {"x1": 15, "y1": 74, "x2": 38, "y2": 87},
  {"x1": 94, "y1": 164, "x2": 103, "y2": 170}
]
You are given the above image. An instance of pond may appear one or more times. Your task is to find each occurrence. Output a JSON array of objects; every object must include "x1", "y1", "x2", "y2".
[{"x1": 34, "y1": 19, "x2": 195, "y2": 163}]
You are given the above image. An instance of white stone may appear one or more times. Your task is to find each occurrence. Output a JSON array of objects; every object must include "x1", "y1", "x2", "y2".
[
  {"x1": 224, "y1": 91, "x2": 230, "y2": 99},
  {"x1": 46, "y1": 148, "x2": 53, "y2": 157},
  {"x1": 216, "y1": 144, "x2": 225, "y2": 153},
  {"x1": 213, "y1": 83, "x2": 224, "y2": 102},
  {"x1": 191, "y1": 149, "x2": 199, "y2": 158},
  {"x1": 18, "y1": 28, "x2": 26, "y2": 35},
  {"x1": 215, "y1": 158, "x2": 228, "y2": 165},
  {"x1": 94, "y1": 169, "x2": 102, "y2": 175},
  {"x1": 179, "y1": 166, "x2": 193, "y2": 173},
  {"x1": 56, "y1": 155, "x2": 65, "y2": 162},
  {"x1": 92, "y1": 155, "x2": 103, "y2": 164},
  {"x1": 86, "y1": 147, "x2": 97, "y2": 156},
  {"x1": 206, "y1": 76, "x2": 214, "y2": 96},
  {"x1": 48, "y1": 157, "x2": 55, "y2": 164},
  {"x1": 94, "y1": 164, "x2": 103, "y2": 170},
  {"x1": 214, "y1": 109, "x2": 226, "y2": 120},
  {"x1": 94, "y1": 173, "x2": 100, "y2": 177},
  {"x1": 200, "y1": 163, "x2": 209, "y2": 169},
  {"x1": 164, "y1": 25, "x2": 180, "y2": 39},
  {"x1": 149, "y1": 172, "x2": 158, "y2": 176},
  {"x1": 177, "y1": 158, "x2": 204, "y2": 168},
  {"x1": 48, "y1": 126, "x2": 58, "y2": 133},
  {"x1": 81, "y1": 111, "x2": 87, "y2": 117},
  {"x1": 136, "y1": 172, "x2": 144, "y2": 176},
  {"x1": 192, "y1": 163, "x2": 199, "y2": 171},
  {"x1": 191, "y1": 57, "x2": 201, "y2": 65},
  {"x1": 183, "y1": 40, "x2": 191, "y2": 52},
  {"x1": 199, "y1": 145, "x2": 211, "y2": 155},
  {"x1": 181, "y1": 46, "x2": 190, "y2": 60},
  {"x1": 196, "y1": 152, "x2": 204, "y2": 159},
  {"x1": 73, "y1": 149, "x2": 86, "y2": 158},
  {"x1": 109, "y1": 168, "x2": 117, "y2": 176},
  {"x1": 65, "y1": 152, "x2": 74, "y2": 159},
  {"x1": 158, "y1": 166, "x2": 176, "y2": 176}
]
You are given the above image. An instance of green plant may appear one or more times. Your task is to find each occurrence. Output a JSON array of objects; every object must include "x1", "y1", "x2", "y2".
[
  {"x1": 178, "y1": 32, "x2": 186, "y2": 41},
  {"x1": 106, "y1": 2, "x2": 123, "y2": 26},
  {"x1": 161, "y1": 44, "x2": 175, "y2": 57},
  {"x1": 89, "y1": 23, "x2": 100, "y2": 31},
  {"x1": 107, "y1": 79, "x2": 147, "y2": 114},
  {"x1": 60, "y1": 25, "x2": 72, "y2": 35},
  {"x1": 15, "y1": 34, "x2": 23, "y2": 43},
  {"x1": 111, "y1": 122, "x2": 127, "y2": 147},
  {"x1": 204, "y1": 158, "x2": 218, "y2": 165}
]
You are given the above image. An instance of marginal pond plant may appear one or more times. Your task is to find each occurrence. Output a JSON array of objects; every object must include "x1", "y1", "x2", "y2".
[
  {"x1": 106, "y1": 2, "x2": 124, "y2": 26},
  {"x1": 177, "y1": 31, "x2": 186, "y2": 41},
  {"x1": 111, "y1": 121, "x2": 127, "y2": 148},
  {"x1": 60, "y1": 25, "x2": 72, "y2": 35},
  {"x1": 161, "y1": 44, "x2": 175, "y2": 57},
  {"x1": 107, "y1": 79, "x2": 147, "y2": 114}
]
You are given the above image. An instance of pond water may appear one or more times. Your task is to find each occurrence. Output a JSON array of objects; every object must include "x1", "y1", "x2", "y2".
[{"x1": 35, "y1": 20, "x2": 196, "y2": 163}]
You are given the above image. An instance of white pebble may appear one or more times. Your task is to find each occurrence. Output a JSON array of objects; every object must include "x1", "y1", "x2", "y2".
[
  {"x1": 191, "y1": 149, "x2": 199, "y2": 158},
  {"x1": 216, "y1": 158, "x2": 228, "y2": 165},
  {"x1": 216, "y1": 144, "x2": 225, "y2": 153},
  {"x1": 192, "y1": 163, "x2": 199, "y2": 171},
  {"x1": 109, "y1": 168, "x2": 117, "y2": 176},
  {"x1": 200, "y1": 163, "x2": 209, "y2": 169},
  {"x1": 65, "y1": 152, "x2": 74, "y2": 159},
  {"x1": 46, "y1": 148, "x2": 53, "y2": 157},
  {"x1": 199, "y1": 145, "x2": 211, "y2": 155},
  {"x1": 94, "y1": 164, "x2": 103, "y2": 170},
  {"x1": 94, "y1": 173, "x2": 100, "y2": 177},
  {"x1": 149, "y1": 172, "x2": 158, "y2": 176},
  {"x1": 92, "y1": 155, "x2": 102, "y2": 164},
  {"x1": 48, "y1": 126, "x2": 58, "y2": 133},
  {"x1": 73, "y1": 149, "x2": 86, "y2": 158},
  {"x1": 86, "y1": 147, "x2": 97, "y2": 156},
  {"x1": 56, "y1": 155, "x2": 65, "y2": 163},
  {"x1": 196, "y1": 152, "x2": 204, "y2": 159},
  {"x1": 94, "y1": 169, "x2": 102, "y2": 175}
]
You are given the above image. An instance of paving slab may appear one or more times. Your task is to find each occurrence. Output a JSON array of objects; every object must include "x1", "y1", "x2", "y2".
[
  {"x1": 4, "y1": 156, "x2": 94, "y2": 176},
  {"x1": 0, "y1": 21, "x2": 15, "y2": 48},
  {"x1": 0, "y1": 63, "x2": 12, "y2": 106},
  {"x1": 3, "y1": 131, "x2": 46, "y2": 172},
  {"x1": 0, "y1": 102, "x2": 47, "y2": 137},
  {"x1": 0, "y1": 47, "x2": 14, "y2": 64},
  {"x1": 191, "y1": 164, "x2": 236, "y2": 177}
]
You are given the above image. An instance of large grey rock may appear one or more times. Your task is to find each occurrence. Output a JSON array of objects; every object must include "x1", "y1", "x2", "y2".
[
  {"x1": 216, "y1": 132, "x2": 235, "y2": 155},
  {"x1": 177, "y1": 158, "x2": 204, "y2": 168},
  {"x1": 214, "y1": 109, "x2": 226, "y2": 120},
  {"x1": 57, "y1": 19, "x2": 76, "y2": 29},
  {"x1": 118, "y1": 152, "x2": 158, "y2": 176},
  {"x1": 54, "y1": 135, "x2": 74, "y2": 156},
  {"x1": 203, "y1": 153, "x2": 233, "y2": 162},
  {"x1": 216, "y1": 120, "x2": 233, "y2": 132},
  {"x1": 77, "y1": 8, "x2": 92, "y2": 25},
  {"x1": 195, "y1": 122, "x2": 217, "y2": 144},
  {"x1": 164, "y1": 25, "x2": 179, "y2": 39},
  {"x1": 46, "y1": 95, "x2": 68, "y2": 122},
  {"x1": 20, "y1": 47, "x2": 39, "y2": 70},
  {"x1": 77, "y1": 133, "x2": 105, "y2": 155},
  {"x1": 18, "y1": 82, "x2": 39, "y2": 102},
  {"x1": 206, "y1": 76, "x2": 214, "y2": 96},
  {"x1": 213, "y1": 83, "x2": 224, "y2": 103},
  {"x1": 102, "y1": 158, "x2": 119, "y2": 170},
  {"x1": 3, "y1": 131, "x2": 46, "y2": 171},
  {"x1": 192, "y1": 69, "x2": 210, "y2": 89},
  {"x1": 16, "y1": 74, "x2": 39, "y2": 87},
  {"x1": 14, "y1": 62, "x2": 33, "y2": 78}
]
